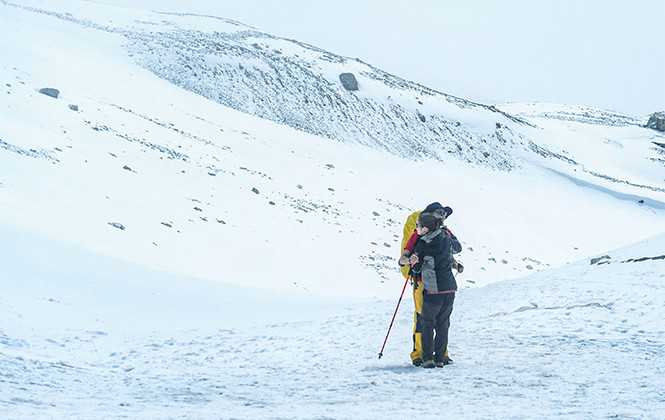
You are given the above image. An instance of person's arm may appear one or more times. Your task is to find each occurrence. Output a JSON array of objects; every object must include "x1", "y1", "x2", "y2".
[
  {"x1": 404, "y1": 230, "x2": 419, "y2": 253},
  {"x1": 445, "y1": 227, "x2": 462, "y2": 254},
  {"x1": 399, "y1": 230, "x2": 420, "y2": 266}
]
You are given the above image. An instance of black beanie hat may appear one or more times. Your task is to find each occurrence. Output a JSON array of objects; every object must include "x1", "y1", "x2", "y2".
[
  {"x1": 423, "y1": 202, "x2": 453, "y2": 218},
  {"x1": 418, "y1": 212, "x2": 440, "y2": 231}
]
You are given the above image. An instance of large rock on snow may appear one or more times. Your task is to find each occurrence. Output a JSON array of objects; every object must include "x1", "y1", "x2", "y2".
[
  {"x1": 38, "y1": 87, "x2": 60, "y2": 99},
  {"x1": 646, "y1": 112, "x2": 665, "y2": 132},
  {"x1": 339, "y1": 73, "x2": 358, "y2": 91}
]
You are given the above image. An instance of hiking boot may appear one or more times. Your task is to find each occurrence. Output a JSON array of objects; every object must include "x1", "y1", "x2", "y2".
[
  {"x1": 422, "y1": 360, "x2": 435, "y2": 369},
  {"x1": 411, "y1": 358, "x2": 423, "y2": 367},
  {"x1": 434, "y1": 356, "x2": 453, "y2": 367}
]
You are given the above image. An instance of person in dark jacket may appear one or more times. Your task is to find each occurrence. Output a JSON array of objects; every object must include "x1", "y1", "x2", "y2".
[
  {"x1": 398, "y1": 202, "x2": 463, "y2": 366},
  {"x1": 410, "y1": 212, "x2": 460, "y2": 368}
]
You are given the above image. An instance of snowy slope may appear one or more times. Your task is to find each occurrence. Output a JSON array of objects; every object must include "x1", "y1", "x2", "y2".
[
  {"x1": 2, "y1": 219, "x2": 664, "y2": 418},
  {"x1": 1, "y1": 0, "x2": 663, "y2": 298}
]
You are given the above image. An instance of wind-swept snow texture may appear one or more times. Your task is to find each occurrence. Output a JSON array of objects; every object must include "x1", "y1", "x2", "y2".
[
  {"x1": 1, "y1": 1, "x2": 665, "y2": 418},
  {"x1": 2, "y1": 222, "x2": 665, "y2": 419}
]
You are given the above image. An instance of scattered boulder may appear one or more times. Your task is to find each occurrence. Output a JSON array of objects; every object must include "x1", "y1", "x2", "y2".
[
  {"x1": 417, "y1": 111, "x2": 426, "y2": 123},
  {"x1": 38, "y1": 87, "x2": 60, "y2": 99},
  {"x1": 646, "y1": 112, "x2": 665, "y2": 132},
  {"x1": 108, "y1": 222, "x2": 125, "y2": 231},
  {"x1": 590, "y1": 255, "x2": 611, "y2": 265},
  {"x1": 122, "y1": 165, "x2": 134, "y2": 172},
  {"x1": 339, "y1": 73, "x2": 359, "y2": 91},
  {"x1": 68, "y1": 104, "x2": 79, "y2": 111},
  {"x1": 251, "y1": 187, "x2": 260, "y2": 194}
]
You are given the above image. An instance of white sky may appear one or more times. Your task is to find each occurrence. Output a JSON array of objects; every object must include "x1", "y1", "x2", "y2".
[{"x1": 95, "y1": 0, "x2": 664, "y2": 115}]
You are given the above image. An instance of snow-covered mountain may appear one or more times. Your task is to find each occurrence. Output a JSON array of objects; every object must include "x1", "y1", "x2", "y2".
[{"x1": 1, "y1": 0, "x2": 664, "y2": 418}]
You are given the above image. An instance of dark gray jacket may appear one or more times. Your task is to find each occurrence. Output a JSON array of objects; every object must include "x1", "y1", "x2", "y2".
[{"x1": 413, "y1": 228, "x2": 461, "y2": 293}]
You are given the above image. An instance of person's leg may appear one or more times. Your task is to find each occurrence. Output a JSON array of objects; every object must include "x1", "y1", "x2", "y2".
[
  {"x1": 410, "y1": 280, "x2": 424, "y2": 365},
  {"x1": 420, "y1": 295, "x2": 443, "y2": 364},
  {"x1": 434, "y1": 294, "x2": 455, "y2": 364}
]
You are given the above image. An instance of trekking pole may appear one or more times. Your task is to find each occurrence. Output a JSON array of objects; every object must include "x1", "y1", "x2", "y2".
[{"x1": 378, "y1": 276, "x2": 410, "y2": 359}]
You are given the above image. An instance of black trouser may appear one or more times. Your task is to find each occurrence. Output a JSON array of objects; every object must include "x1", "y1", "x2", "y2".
[{"x1": 420, "y1": 293, "x2": 455, "y2": 362}]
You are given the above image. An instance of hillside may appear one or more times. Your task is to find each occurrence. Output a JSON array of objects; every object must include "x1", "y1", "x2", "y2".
[{"x1": 1, "y1": 0, "x2": 663, "y2": 297}]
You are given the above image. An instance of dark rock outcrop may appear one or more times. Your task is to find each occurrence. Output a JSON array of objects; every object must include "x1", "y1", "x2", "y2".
[{"x1": 646, "y1": 112, "x2": 665, "y2": 132}]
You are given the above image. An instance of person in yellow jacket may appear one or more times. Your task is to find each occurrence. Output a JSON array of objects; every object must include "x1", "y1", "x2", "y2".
[{"x1": 399, "y1": 202, "x2": 463, "y2": 366}]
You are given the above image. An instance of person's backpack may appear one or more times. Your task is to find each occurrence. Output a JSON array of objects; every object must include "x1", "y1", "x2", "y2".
[{"x1": 399, "y1": 210, "x2": 421, "y2": 279}]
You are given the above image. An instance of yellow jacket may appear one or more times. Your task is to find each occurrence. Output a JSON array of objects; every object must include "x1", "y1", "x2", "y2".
[{"x1": 400, "y1": 211, "x2": 420, "y2": 279}]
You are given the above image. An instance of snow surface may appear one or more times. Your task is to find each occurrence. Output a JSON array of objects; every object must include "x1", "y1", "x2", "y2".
[
  {"x1": 2, "y1": 218, "x2": 665, "y2": 419},
  {"x1": 1, "y1": 0, "x2": 665, "y2": 418}
]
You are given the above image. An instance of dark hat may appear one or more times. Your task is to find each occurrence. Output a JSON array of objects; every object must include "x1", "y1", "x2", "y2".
[
  {"x1": 417, "y1": 212, "x2": 440, "y2": 231},
  {"x1": 424, "y1": 202, "x2": 453, "y2": 219}
]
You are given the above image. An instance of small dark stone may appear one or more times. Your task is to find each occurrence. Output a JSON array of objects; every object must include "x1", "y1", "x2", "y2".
[
  {"x1": 216, "y1": 219, "x2": 226, "y2": 224},
  {"x1": 590, "y1": 255, "x2": 611, "y2": 265},
  {"x1": 68, "y1": 104, "x2": 79, "y2": 111},
  {"x1": 251, "y1": 187, "x2": 260, "y2": 194},
  {"x1": 161, "y1": 222, "x2": 173, "y2": 228},
  {"x1": 417, "y1": 112, "x2": 426, "y2": 123},
  {"x1": 268, "y1": 201, "x2": 276, "y2": 205},
  {"x1": 38, "y1": 87, "x2": 60, "y2": 98},
  {"x1": 328, "y1": 187, "x2": 335, "y2": 192},
  {"x1": 108, "y1": 222, "x2": 125, "y2": 231},
  {"x1": 122, "y1": 165, "x2": 133, "y2": 172},
  {"x1": 193, "y1": 207, "x2": 203, "y2": 212},
  {"x1": 296, "y1": 184, "x2": 303, "y2": 189},
  {"x1": 372, "y1": 211, "x2": 380, "y2": 216},
  {"x1": 496, "y1": 122, "x2": 502, "y2": 129}
]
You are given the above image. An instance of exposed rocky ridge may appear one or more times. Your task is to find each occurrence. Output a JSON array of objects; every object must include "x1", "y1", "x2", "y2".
[
  {"x1": 125, "y1": 28, "x2": 534, "y2": 168},
  {"x1": 499, "y1": 103, "x2": 643, "y2": 127}
]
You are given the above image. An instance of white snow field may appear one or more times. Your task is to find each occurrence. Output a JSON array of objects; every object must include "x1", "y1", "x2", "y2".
[{"x1": 1, "y1": 0, "x2": 664, "y2": 418}]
